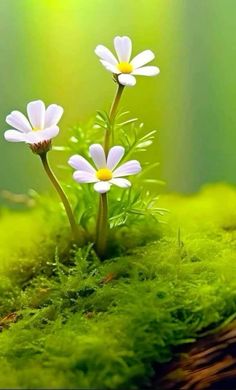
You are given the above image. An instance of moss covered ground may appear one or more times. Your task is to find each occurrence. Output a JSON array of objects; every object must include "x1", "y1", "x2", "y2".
[{"x1": 0, "y1": 183, "x2": 236, "y2": 389}]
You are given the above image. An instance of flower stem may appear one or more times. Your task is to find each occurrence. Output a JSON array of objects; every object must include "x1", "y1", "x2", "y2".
[
  {"x1": 96, "y1": 82, "x2": 125, "y2": 258},
  {"x1": 40, "y1": 152, "x2": 80, "y2": 243},
  {"x1": 95, "y1": 193, "x2": 108, "y2": 258},
  {"x1": 103, "y1": 82, "x2": 125, "y2": 155}
]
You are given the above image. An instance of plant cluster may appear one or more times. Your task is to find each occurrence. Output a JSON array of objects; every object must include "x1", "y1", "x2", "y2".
[{"x1": 3, "y1": 36, "x2": 161, "y2": 258}]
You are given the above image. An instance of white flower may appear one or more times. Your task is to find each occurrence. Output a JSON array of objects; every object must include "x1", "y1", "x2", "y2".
[
  {"x1": 4, "y1": 100, "x2": 63, "y2": 145},
  {"x1": 68, "y1": 144, "x2": 141, "y2": 194},
  {"x1": 95, "y1": 36, "x2": 160, "y2": 87}
]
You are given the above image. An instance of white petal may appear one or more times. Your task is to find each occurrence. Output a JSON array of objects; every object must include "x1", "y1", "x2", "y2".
[
  {"x1": 37, "y1": 126, "x2": 59, "y2": 141},
  {"x1": 4, "y1": 130, "x2": 26, "y2": 142},
  {"x1": 24, "y1": 126, "x2": 59, "y2": 144},
  {"x1": 110, "y1": 178, "x2": 131, "y2": 188},
  {"x1": 68, "y1": 155, "x2": 96, "y2": 173},
  {"x1": 113, "y1": 160, "x2": 141, "y2": 177},
  {"x1": 99, "y1": 60, "x2": 119, "y2": 74},
  {"x1": 107, "y1": 146, "x2": 125, "y2": 170},
  {"x1": 118, "y1": 74, "x2": 136, "y2": 87},
  {"x1": 73, "y1": 171, "x2": 97, "y2": 183},
  {"x1": 131, "y1": 50, "x2": 155, "y2": 69},
  {"x1": 132, "y1": 66, "x2": 160, "y2": 76},
  {"x1": 6, "y1": 111, "x2": 32, "y2": 133},
  {"x1": 23, "y1": 132, "x2": 41, "y2": 144},
  {"x1": 89, "y1": 144, "x2": 106, "y2": 169},
  {"x1": 94, "y1": 181, "x2": 111, "y2": 194},
  {"x1": 27, "y1": 100, "x2": 45, "y2": 130},
  {"x1": 95, "y1": 45, "x2": 118, "y2": 65},
  {"x1": 45, "y1": 104, "x2": 63, "y2": 127},
  {"x1": 114, "y1": 36, "x2": 132, "y2": 62}
]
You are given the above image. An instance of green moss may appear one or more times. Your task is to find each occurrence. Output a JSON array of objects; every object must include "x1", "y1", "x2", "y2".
[{"x1": 1, "y1": 184, "x2": 236, "y2": 389}]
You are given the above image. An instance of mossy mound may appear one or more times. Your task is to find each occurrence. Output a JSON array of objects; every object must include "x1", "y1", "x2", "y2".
[{"x1": 0, "y1": 183, "x2": 236, "y2": 389}]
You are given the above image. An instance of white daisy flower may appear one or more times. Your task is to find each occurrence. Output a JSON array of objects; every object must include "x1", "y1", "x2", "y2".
[
  {"x1": 4, "y1": 100, "x2": 63, "y2": 153},
  {"x1": 95, "y1": 35, "x2": 160, "y2": 87},
  {"x1": 68, "y1": 144, "x2": 141, "y2": 194}
]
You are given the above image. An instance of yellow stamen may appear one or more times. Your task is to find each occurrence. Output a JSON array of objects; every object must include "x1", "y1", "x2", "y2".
[
  {"x1": 32, "y1": 127, "x2": 40, "y2": 131},
  {"x1": 117, "y1": 62, "x2": 133, "y2": 74},
  {"x1": 96, "y1": 168, "x2": 112, "y2": 181}
]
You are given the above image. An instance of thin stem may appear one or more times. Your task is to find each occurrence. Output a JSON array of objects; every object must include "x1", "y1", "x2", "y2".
[
  {"x1": 104, "y1": 82, "x2": 124, "y2": 156},
  {"x1": 96, "y1": 82, "x2": 125, "y2": 258},
  {"x1": 40, "y1": 153, "x2": 80, "y2": 242},
  {"x1": 95, "y1": 196, "x2": 102, "y2": 238},
  {"x1": 95, "y1": 193, "x2": 108, "y2": 258}
]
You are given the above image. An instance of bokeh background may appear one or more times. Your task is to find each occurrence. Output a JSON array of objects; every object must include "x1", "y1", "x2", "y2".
[{"x1": 0, "y1": 0, "x2": 236, "y2": 200}]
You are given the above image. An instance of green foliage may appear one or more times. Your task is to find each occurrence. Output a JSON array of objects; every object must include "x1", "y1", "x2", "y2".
[
  {"x1": 54, "y1": 113, "x2": 165, "y2": 236},
  {"x1": 0, "y1": 184, "x2": 236, "y2": 388}
]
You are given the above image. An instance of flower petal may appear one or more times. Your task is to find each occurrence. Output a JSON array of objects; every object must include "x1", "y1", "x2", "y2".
[
  {"x1": 23, "y1": 132, "x2": 42, "y2": 144},
  {"x1": 24, "y1": 126, "x2": 59, "y2": 144},
  {"x1": 95, "y1": 45, "x2": 118, "y2": 65},
  {"x1": 99, "y1": 60, "x2": 119, "y2": 74},
  {"x1": 73, "y1": 171, "x2": 97, "y2": 183},
  {"x1": 131, "y1": 50, "x2": 155, "y2": 69},
  {"x1": 68, "y1": 155, "x2": 96, "y2": 173},
  {"x1": 114, "y1": 36, "x2": 132, "y2": 62},
  {"x1": 110, "y1": 178, "x2": 131, "y2": 188},
  {"x1": 27, "y1": 100, "x2": 45, "y2": 130},
  {"x1": 45, "y1": 104, "x2": 63, "y2": 127},
  {"x1": 36, "y1": 126, "x2": 59, "y2": 141},
  {"x1": 113, "y1": 160, "x2": 141, "y2": 177},
  {"x1": 118, "y1": 74, "x2": 136, "y2": 87},
  {"x1": 4, "y1": 130, "x2": 26, "y2": 142},
  {"x1": 94, "y1": 181, "x2": 111, "y2": 194},
  {"x1": 6, "y1": 111, "x2": 32, "y2": 133},
  {"x1": 107, "y1": 146, "x2": 125, "y2": 170},
  {"x1": 132, "y1": 66, "x2": 160, "y2": 76},
  {"x1": 89, "y1": 144, "x2": 106, "y2": 169}
]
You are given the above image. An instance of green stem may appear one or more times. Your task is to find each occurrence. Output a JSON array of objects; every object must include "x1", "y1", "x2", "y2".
[
  {"x1": 103, "y1": 82, "x2": 125, "y2": 156},
  {"x1": 96, "y1": 82, "x2": 125, "y2": 258},
  {"x1": 40, "y1": 153, "x2": 80, "y2": 242},
  {"x1": 95, "y1": 193, "x2": 108, "y2": 258}
]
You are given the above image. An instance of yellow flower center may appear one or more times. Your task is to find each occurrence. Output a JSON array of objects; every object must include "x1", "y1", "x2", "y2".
[
  {"x1": 32, "y1": 127, "x2": 40, "y2": 132},
  {"x1": 117, "y1": 62, "x2": 133, "y2": 74},
  {"x1": 96, "y1": 168, "x2": 112, "y2": 181}
]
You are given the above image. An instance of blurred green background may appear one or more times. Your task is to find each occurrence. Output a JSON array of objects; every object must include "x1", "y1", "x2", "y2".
[{"x1": 0, "y1": 0, "x2": 236, "y2": 199}]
